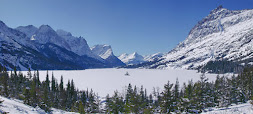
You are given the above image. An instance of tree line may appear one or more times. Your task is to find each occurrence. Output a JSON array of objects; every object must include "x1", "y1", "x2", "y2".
[
  {"x1": 104, "y1": 67, "x2": 253, "y2": 113},
  {"x1": 0, "y1": 65, "x2": 253, "y2": 113},
  {"x1": 0, "y1": 66, "x2": 100, "y2": 113}
]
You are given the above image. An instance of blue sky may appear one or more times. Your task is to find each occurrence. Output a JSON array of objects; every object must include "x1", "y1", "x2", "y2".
[{"x1": 0, "y1": 0, "x2": 253, "y2": 56}]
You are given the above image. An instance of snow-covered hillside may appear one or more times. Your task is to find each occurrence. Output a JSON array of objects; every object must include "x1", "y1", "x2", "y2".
[
  {"x1": 0, "y1": 96, "x2": 77, "y2": 114},
  {"x1": 144, "y1": 52, "x2": 164, "y2": 61},
  {"x1": 204, "y1": 101, "x2": 253, "y2": 114},
  {"x1": 91, "y1": 44, "x2": 125, "y2": 67},
  {"x1": 118, "y1": 52, "x2": 145, "y2": 65},
  {"x1": 1, "y1": 81, "x2": 253, "y2": 114},
  {"x1": 30, "y1": 69, "x2": 218, "y2": 98},
  {"x1": 147, "y1": 6, "x2": 253, "y2": 69}
]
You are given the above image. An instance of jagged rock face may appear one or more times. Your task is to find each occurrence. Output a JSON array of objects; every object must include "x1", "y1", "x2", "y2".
[
  {"x1": 56, "y1": 29, "x2": 103, "y2": 61},
  {"x1": 118, "y1": 52, "x2": 145, "y2": 65},
  {"x1": 91, "y1": 45, "x2": 125, "y2": 67},
  {"x1": 146, "y1": 6, "x2": 253, "y2": 69},
  {"x1": 33, "y1": 25, "x2": 72, "y2": 51},
  {"x1": 0, "y1": 21, "x2": 108, "y2": 70},
  {"x1": 16, "y1": 25, "x2": 38, "y2": 38}
]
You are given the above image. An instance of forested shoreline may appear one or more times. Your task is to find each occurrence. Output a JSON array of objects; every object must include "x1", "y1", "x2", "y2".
[{"x1": 1, "y1": 65, "x2": 253, "y2": 113}]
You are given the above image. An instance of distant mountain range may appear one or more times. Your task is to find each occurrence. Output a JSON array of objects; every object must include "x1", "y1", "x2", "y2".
[
  {"x1": 118, "y1": 52, "x2": 164, "y2": 65},
  {"x1": 0, "y1": 21, "x2": 126, "y2": 70},
  {"x1": 1, "y1": 6, "x2": 253, "y2": 71}
]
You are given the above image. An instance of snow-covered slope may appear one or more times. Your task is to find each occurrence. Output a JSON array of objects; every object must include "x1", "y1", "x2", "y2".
[
  {"x1": 91, "y1": 44, "x2": 125, "y2": 67},
  {"x1": 144, "y1": 52, "x2": 164, "y2": 62},
  {"x1": 204, "y1": 101, "x2": 253, "y2": 114},
  {"x1": 148, "y1": 6, "x2": 253, "y2": 69},
  {"x1": 56, "y1": 29, "x2": 103, "y2": 61},
  {"x1": 32, "y1": 25, "x2": 71, "y2": 51},
  {"x1": 0, "y1": 96, "x2": 77, "y2": 114},
  {"x1": 16, "y1": 26, "x2": 104, "y2": 62},
  {"x1": 0, "y1": 20, "x2": 107, "y2": 70},
  {"x1": 118, "y1": 52, "x2": 145, "y2": 65}
]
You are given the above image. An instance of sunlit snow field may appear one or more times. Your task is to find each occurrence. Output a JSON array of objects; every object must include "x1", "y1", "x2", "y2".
[{"x1": 20, "y1": 68, "x2": 220, "y2": 98}]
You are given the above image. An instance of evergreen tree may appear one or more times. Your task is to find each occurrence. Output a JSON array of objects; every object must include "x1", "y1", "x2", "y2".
[
  {"x1": 30, "y1": 74, "x2": 38, "y2": 107},
  {"x1": 160, "y1": 81, "x2": 173, "y2": 113},
  {"x1": 172, "y1": 78, "x2": 180, "y2": 112},
  {"x1": 125, "y1": 83, "x2": 133, "y2": 113},
  {"x1": 27, "y1": 68, "x2": 32, "y2": 79},
  {"x1": 24, "y1": 87, "x2": 31, "y2": 105},
  {"x1": 2, "y1": 68, "x2": 9, "y2": 97}
]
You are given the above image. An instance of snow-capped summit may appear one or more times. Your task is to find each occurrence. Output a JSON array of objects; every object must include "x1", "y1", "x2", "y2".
[
  {"x1": 56, "y1": 29, "x2": 103, "y2": 61},
  {"x1": 144, "y1": 52, "x2": 164, "y2": 62},
  {"x1": 91, "y1": 44, "x2": 125, "y2": 67},
  {"x1": 145, "y1": 7, "x2": 253, "y2": 69},
  {"x1": 33, "y1": 25, "x2": 71, "y2": 50},
  {"x1": 118, "y1": 52, "x2": 144, "y2": 65},
  {"x1": 91, "y1": 45, "x2": 113, "y2": 59}
]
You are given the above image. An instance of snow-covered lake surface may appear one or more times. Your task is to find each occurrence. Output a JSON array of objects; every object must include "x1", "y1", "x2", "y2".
[{"x1": 26, "y1": 68, "x2": 221, "y2": 97}]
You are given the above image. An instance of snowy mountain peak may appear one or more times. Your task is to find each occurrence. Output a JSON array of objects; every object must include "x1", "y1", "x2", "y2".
[
  {"x1": 55, "y1": 29, "x2": 103, "y2": 61},
  {"x1": 130, "y1": 52, "x2": 142, "y2": 59},
  {"x1": 210, "y1": 5, "x2": 224, "y2": 14},
  {"x1": 38, "y1": 25, "x2": 55, "y2": 33},
  {"x1": 183, "y1": 6, "x2": 245, "y2": 46},
  {"x1": 91, "y1": 44, "x2": 125, "y2": 67},
  {"x1": 132, "y1": 52, "x2": 138, "y2": 55},
  {"x1": 91, "y1": 44, "x2": 113, "y2": 59},
  {"x1": 118, "y1": 52, "x2": 144, "y2": 65}
]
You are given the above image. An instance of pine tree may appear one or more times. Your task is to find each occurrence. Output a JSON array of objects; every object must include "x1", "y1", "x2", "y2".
[
  {"x1": 59, "y1": 76, "x2": 66, "y2": 109},
  {"x1": 66, "y1": 80, "x2": 71, "y2": 111},
  {"x1": 160, "y1": 81, "x2": 173, "y2": 113},
  {"x1": 36, "y1": 70, "x2": 40, "y2": 88},
  {"x1": 27, "y1": 68, "x2": 32, "y2": 79},
  {"x1": 80, "y1": 91, "x2": 87, "y2": 111},
  {"x1": 24, "y1": 87, "x2": 31, "y2": 105},
  {"x1": 125, "y1": 83, "x2": 133, "y2": 113},
  {"x1": 88, "y1": 89, "x2": 98, "y2": 113},
  {"x1": 78, "y1": 101, "x2": 85, "y2": 114},
  {"x1": 172, "y1": 78, "x2": 180, "y2": 112},
  {"x1": 30, "y1": 74, "x2": 38, "y2": 107},
  {"x1": 2, "y1": 68, "x2": 9, "y2": 97},
  {"x1": 41, "y1": 74, "x2": 50, "y2": 112}
]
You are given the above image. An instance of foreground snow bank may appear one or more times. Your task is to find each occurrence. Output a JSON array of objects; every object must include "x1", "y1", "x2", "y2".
[
  {"x1": 0, "y1": 96, "x2": 77, "y2": 114},
  {"x1": 204, "y1": 101, "x2": 253, "y2": 114},
  {"x1": 34, "y1": 68, "x2": 219, "y2": 97}
]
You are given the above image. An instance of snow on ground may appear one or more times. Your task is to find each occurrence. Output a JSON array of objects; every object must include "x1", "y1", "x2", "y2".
[
  {"x1": 25, "y1": 68, "x2": 220, "y2": 98},
  {"x1": 204, "y1": 101, "x2": 253, "y2": 114},
  {"x1": 0, "y1": 96, "x2": 77, "y2": 114}
]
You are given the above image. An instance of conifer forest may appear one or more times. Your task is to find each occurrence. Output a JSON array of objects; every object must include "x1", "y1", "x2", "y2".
[{"x1": 1, "y1": 64, "x2": 253, "y2": 113}]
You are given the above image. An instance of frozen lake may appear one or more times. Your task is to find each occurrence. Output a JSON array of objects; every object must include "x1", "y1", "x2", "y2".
[{"x1": 23, "y1": 68, "x2": 219, "y2": 97}]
